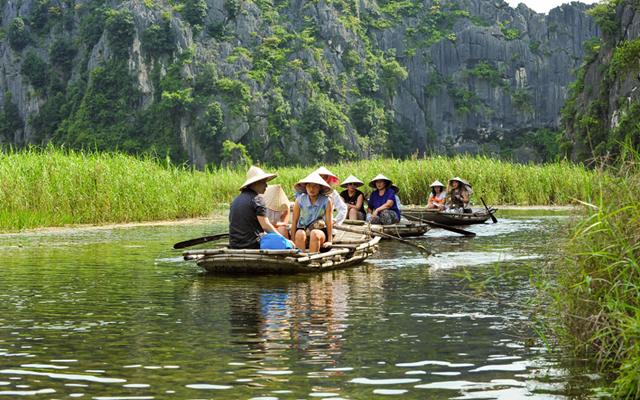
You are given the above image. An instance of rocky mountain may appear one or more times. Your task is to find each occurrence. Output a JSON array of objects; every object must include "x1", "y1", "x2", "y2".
[
  {"x1": 561, "y1": 0, "x2": 640, "y2": 163},
  {"x1": 0, "y1": 0, "x2": 599, "y2": 167}
]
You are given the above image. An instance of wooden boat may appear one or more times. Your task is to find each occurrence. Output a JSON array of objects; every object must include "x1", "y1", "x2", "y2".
[
  {"x1": 341, "y1": 220, "x2": 430, "y2": 238},
  {"x1": 402, "y1": 207, "x2": 498, "y2": 226},
  {"x1": 183, "y1": 236, "x2": 381, "y2": 274}
]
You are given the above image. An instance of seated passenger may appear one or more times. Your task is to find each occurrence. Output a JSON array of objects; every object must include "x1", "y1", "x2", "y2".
[
  {"x1": 367, "y1": 174, "x2": 401, "y2": 225},
  {"x1": 291, "y1": 173, "x2": 334, "y2": 253},
  {"x1": 262, "y1": 184, "x2": 291, "y2": 239},
  {"x1": 426, "y1": 180, "x2": 447, "y2": 211},
  {"x1": 446, "y1": 177, "x2": 473, "y2": 213},
  {"x1": 339, "y1": 175, "x2": 366, "y2": 220},
  {"x1": 229, "y1": 166, "x2": 291, "y2": 249},
  {"x1": 313, "y1": 166, "x2": 348, "y2": 225}
]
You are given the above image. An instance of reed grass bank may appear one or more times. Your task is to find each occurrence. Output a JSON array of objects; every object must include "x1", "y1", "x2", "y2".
[
  {"x1": 1, "y1": 147, "x2": 597, "y2": 231},
  {"x1": 546, "y1": 147, "x2": 640, "y2": 398}
]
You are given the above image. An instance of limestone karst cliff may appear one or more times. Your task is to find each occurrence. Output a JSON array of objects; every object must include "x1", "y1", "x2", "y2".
[
  {"x1": 561, "y1": 0, "x2": 640, "y2": 163},
  {"x1": 0, "y1": 0, "x2": 599, "y2": 167}
]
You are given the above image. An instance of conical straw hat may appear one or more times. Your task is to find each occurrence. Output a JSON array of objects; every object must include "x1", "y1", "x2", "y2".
[
  {"x1": 294, "y1": 172, "x2": 332, "y2": 196},
  {"x1": 313, "y1": 166, "x2": 340, "y2": 186},
  {"x1": 429, "y1": 180, "x2": 445, "y2": 188},
  {"x1": 368, "y1": 174, "x2": 393, "y2": 189},
  {"x1": 449, "y1": 177, "x2": 473, "y2": 195},
  {"x1": 240, "y1": 166, "x2": 277, "y2": 190},
  {"x1": 340, "y1": 175, "x2": 364, "y2": 188},
  {"x1": 261, "y1": 184, "x2": 290, "y2": 212}
]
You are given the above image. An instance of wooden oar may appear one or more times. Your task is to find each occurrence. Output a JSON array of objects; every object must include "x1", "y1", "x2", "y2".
[
  {"x1": 173, "y1": 233, "x2": 230, "y2": 249},
  {"x1": 403, "y1": 214, "x2": 476, "y2": 237},
  {"x1": 333, "y1": 224, "x2": 433, "y2": 257},
  {"x1": 480, "y1": 197, "x2": 498, "y2": 223}
]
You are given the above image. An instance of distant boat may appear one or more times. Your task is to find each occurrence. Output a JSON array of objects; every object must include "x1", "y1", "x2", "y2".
[
  {"x1": 402, "y1": 208, "x2": 498, "y2": 226},
  {"x1": 340, "y1": 220, "x2": 430, "y2": 238},
  {"x1": 182, "y1": 236, "x2": 380, "y2": 274}
]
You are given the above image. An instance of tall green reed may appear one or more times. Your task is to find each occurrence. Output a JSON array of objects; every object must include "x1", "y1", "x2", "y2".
[
  {"x1": 0, "y1": 146, "x2": 597, "y2": 231},
  {"x1": 546, "y1": 144, "x2": 640, "y2": 398}
]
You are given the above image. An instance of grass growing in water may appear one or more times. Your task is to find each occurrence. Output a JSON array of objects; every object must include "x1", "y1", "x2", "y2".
[
  {"x1": 546, "y1": 144, "x2": 640, "y2": 398},
  {"x1": 0, "y1": 146, "x2": 597, "y2": 231}
]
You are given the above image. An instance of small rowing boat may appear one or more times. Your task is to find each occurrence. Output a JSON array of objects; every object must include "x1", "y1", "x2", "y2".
[
  {"x1": 341, "y1": 220, "x2": 430, "y2": 238},
  {"x1": 183, "y1": 236, "x2": 380, "y2": 274},
  {"x1": 402, "y1": 207, "x2": 498, "y2": 226}
]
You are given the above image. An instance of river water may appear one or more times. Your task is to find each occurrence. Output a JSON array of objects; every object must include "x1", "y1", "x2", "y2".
[{"x1": 0, "y1": 210, "x2": 603, "y2": 399}]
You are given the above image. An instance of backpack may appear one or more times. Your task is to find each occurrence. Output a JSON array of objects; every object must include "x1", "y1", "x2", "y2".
[{"x1": 260, "y1": 233, "x2": 294, "y2": 250}]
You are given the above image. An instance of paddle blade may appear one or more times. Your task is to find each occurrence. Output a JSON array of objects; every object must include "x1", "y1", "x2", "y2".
[
  {"x1": 481, "y1": 198, "x2": 498, "y2": 224},
  {"x1": 173, "y1": 233, "x2": 229, "y2": 249}
]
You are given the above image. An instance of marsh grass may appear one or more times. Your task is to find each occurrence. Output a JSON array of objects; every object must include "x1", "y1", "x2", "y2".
[
  {"x1": 0, "y1": 146, "x2": 597, "y2": 231},
  {"x1": 547, "y1": 144, "x2": 640, "y2": 398}
]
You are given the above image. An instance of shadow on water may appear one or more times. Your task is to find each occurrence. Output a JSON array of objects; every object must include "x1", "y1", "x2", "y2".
[{"x1": 0, "y1": 210, "x2": 604, "y2": 398}]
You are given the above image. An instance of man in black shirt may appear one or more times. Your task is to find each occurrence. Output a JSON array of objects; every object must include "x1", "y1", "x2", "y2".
[{"x1": 229, "y1": 166, "x2": 289, "y2": 249}]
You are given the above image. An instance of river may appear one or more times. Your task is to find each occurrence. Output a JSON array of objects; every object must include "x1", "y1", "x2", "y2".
[{"x1": 0, "y1": 210, "x2": 604, "y2": 399}]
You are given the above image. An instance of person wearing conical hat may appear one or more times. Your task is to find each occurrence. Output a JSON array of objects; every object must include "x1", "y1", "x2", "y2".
[
  {"x1": 426, "y1": 180, "x2": 447, "y2": 211},
  {"x1": 446, "y1": 177, "x2": 471, "y2": 214},
  {"x1": 261, "y1": 184, "x2": 291, "y2": 239},
  {"x1": 312, "y1": 166, "x2": 348, "y2": 226},
  {"x1": 339, "y1": 175, "x2": 366, "y2": 221},
  {"x1": 229, "y1": 166, "x2": 290, "y2": 249},
  {"x1": 291, "y1": 172, "x2": 334, "y2": 253},
  {"x1": 367, "y1": 174, "x2": 400, "y2": 225}
]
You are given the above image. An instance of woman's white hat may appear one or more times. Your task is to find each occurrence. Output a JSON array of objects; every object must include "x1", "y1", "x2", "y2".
[
  {"x1": 262, "y1": 184, "x2": 289, "y2": 212},
  {"x1": 429, "y1": 180, "x2": 445, "y2": 188},
  {"x1": 294, "y1": 172, "x2": 333, "y2": 196},
  {"x1": 314, "y1": 166, "x2": 340, "y2": 186},
  {"x1": 240, "y1": 166, "x2": 277, "y2": 190},
  {"x1": 368, "y1": 174, "x2": 394, "y2": 189},
  {"x1": 340, "y1": 175, "x2": 364, "y2": 188}
]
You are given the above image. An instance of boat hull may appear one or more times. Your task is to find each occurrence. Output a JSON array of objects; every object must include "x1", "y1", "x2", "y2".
[
  {"x1": 184, "y1": 237, "x2": 380, "y2": 274},
  {"x1": 402, "y1": 208, "x2": 497, "y2": 226}
]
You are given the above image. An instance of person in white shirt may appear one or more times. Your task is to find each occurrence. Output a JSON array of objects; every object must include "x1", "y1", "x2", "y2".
[{"x1": 426, "y1": 180, "x2": 447, "y2": 211}]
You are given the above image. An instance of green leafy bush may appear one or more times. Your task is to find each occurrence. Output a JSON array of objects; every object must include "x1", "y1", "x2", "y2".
[
  {"x1": 342, "y1": 49, "x2": 361, "y2": 71},
  {"x1": 8, "y1": 18, "x2": 30, "y2": 51},
  {"x1": 225, "y1": 0, "x2": 240, "y2": 19},
  {"x1": 195, "y1": 62, "x2": 218, "y2": 96},
  {"x1": 216, "y1": 78, "x2": 251, "y2": 117},
  {"x1": 424, "y1": 72, "x2": 444, "y2": 97},
  {"x1": 195, "y1": 102, "x2": 226, "y2": 150},
  {"x1": 31, "y1": 92, "x2": 68, "y2": 142},
  {"x1": 447, "y1": 87, "x2": 482, "y2": 117},
  {"x1": 611, "y1": 38, "x2": 640, "y2": 80},
  {"x1": 30, "y1": 0, "x2": 51, "y2": 36},
  {"x1": 587, "y1": 0, "x2": 621, "y2": 36},
  {"x1": 357, "y1": 68, "x2": 379, "y2": 93},
  {"x1": 184, "y1": 0, "x2": 208, "y2": 27},
  {"x1": 513, "y1": 89, "x2": 533, "y2": 112},
  {"x1": 105, "y1": 9, "x2": 136, "y2": 59},
  {"x1": 351, "y1": 97, "x2": 384, "y2": 137},
  {"x1": 21, "y1": 51, "x2": 48, "y2": 92},
  {"x1": 50, "y1": 36, "x2": 78, "y2": 76},
  {"x1": 528, "y1": 40, "x2": 541, "y2": 54},
  {"x1": 207, "y1": 21, "x2": 226, "y2": 40},
  {"x1": 0, "y1": 92, "x2": 23, "y2": 141},
  {"x1": 381, "y1": 59, "x2": 408, "y2": 96},
  {"x1": 142, "y1": 20, "x2": 176, "y2": 58}
]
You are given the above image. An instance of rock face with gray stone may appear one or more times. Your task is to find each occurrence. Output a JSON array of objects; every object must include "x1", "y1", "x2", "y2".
[
  {"x1": 0, "y1": 0, "x2": 599, "y2": 167},
  {"x1": 562, "y1": 0, "x2": 640, "y2": 162}
]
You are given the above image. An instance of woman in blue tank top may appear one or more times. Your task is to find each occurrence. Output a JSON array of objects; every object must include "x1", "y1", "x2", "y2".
[{"x1": 291, "y1": 172, "x2": 334, "y2": 253}]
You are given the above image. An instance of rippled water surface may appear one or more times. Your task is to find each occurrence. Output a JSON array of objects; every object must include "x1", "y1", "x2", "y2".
[{"x1": 0, "y1": 210, "x2": 601, "y2": 399}]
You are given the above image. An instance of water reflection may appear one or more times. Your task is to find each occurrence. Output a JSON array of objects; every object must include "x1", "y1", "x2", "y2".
[{"x1": 0, "y1": 210, "x2": 605, "y2": 398}]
